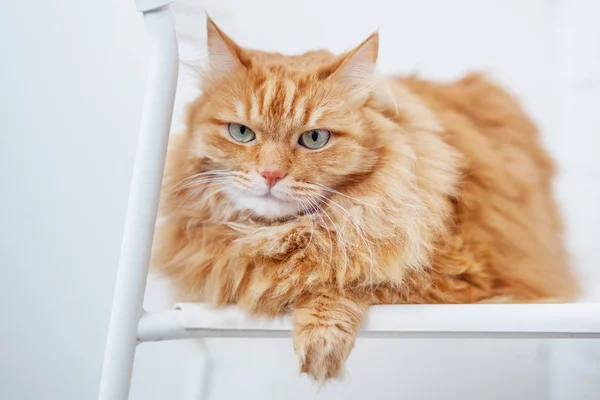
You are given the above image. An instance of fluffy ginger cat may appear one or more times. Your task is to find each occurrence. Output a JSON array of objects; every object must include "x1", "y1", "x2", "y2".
[{"x1": 152, "y1": 18, "x2": 578, "y2": 381}]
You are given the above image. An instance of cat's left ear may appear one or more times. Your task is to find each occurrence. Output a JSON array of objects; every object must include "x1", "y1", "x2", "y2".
[{"x1": 329, "y1": 32, "x2": 379, "y2": 103}]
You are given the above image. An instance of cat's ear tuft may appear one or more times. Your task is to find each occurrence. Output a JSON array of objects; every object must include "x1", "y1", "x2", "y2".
[
  {"x1": 330, "y1": 32, "x2": 379, "y2": 103},
  {"x1": 206, "y1": 16, "x2": 249, "y2": 74}
]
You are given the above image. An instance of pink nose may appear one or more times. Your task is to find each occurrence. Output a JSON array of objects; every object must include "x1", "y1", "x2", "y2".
[{"x1": 261, "y1": 170, "x2": 285, "y2": 188}]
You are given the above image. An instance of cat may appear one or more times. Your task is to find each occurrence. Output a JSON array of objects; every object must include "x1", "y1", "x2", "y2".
[{"x1": 152, "y1": 17, "x2": 579, "y2": 382}]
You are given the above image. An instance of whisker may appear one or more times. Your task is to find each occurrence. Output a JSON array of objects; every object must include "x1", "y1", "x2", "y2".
[
  {"x1": 305, "y1": 197, "x2": 333, "y2": 263},
  {"x1": 174, "y1": 179, "x2": 235, "y2": 211},
  {"x1": 173, "y1": 170, "x2": 246, "y2": 192},
  {"x1": 313, "y1": 192, "x2": 377, "y2": 290},
  {"x1": 175, "y1": 176, "x2": 235, "y2": 192},
  {"x1": 177, "y1": 178, "x2": 233, "y2": 202},
  {"x1": 311, "y1": 198, "x2": 348, "y2": 270},
  {"x1": 310, "y1": 182, "x2": 415, "y2": 211}
]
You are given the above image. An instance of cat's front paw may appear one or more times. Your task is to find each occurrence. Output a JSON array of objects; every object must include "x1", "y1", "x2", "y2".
[{"x1": 293, "y1": 321, "x2": 355, "y2": 382}]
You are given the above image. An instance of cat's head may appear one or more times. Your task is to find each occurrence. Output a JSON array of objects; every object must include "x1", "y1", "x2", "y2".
[{"x1": 184, "y1": 18, "x2": 385, "y2": 220}]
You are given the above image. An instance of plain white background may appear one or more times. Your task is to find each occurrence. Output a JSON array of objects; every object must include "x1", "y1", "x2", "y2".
[{"x1": 0, "y1": 0, "x2": 598, "y2": 399}]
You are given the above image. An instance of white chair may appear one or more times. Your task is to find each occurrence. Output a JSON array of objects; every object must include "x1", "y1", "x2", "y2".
[{"x1": 98, "y1": 1, "x2": 600, "y2": 398}]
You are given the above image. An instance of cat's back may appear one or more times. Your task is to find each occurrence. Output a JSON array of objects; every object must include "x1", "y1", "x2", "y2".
[
  {"x1": 399, "y1": 73, "x2": 556, "y2": 210},
  {"x1": 398, "y1": 73, "x2": 579, "y2": 301},
  {"x1": 400, "y1": 73, "x2": 555, "y2": 176}
]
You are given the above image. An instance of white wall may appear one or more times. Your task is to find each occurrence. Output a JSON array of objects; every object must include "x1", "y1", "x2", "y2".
[
  {"x1": 0, "y1": 1, "x2": 148, "y2": 399},
  {"x1": 0, "y1": 1, "x2": 598, "y2": 399},
  {"x1": 554, "y1": 0, "x2": 600, "y2": 299}
]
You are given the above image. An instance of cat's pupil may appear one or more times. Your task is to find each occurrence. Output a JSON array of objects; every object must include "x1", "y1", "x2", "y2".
[
  {"x1": 240, "y1": 125, "x2": 246, "y2": 135},
  {"x1": 311, "y1": 130, "x2": 318, "y2": 142}
]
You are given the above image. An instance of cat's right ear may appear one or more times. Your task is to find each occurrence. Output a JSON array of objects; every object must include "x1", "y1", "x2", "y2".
[
  {"x1": 323, "y1": 32, "x2": 379, "y2": 106},
  {"x1": 206, "y1": 16, "x2": 249, "y2": 74}
]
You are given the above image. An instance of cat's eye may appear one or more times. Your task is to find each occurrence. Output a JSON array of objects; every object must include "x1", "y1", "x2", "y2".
[
  {"x1": 228, "y1": 123, "x2": 256, "y2": 143},
  {"x1": 298, "y1": 129, "x2": 331, "y2": 149}
]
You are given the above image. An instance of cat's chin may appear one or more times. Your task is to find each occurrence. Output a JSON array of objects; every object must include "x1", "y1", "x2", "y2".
[{"x1": 227, "y1": 190, "x2": 301, "y2": 220}]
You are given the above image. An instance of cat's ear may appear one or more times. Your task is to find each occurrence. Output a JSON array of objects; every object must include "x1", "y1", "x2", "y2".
[
  {"x1": 206, "y1": 16, "x2": 249, "y2": 74},
  {"x1": 330, "y1": 32, "x2": 379, "y2": 102}
]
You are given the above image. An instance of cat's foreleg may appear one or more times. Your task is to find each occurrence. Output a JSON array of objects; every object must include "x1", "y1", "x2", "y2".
[{"x1": 292, "y1": 290, "x2": 368, "y2": 382}]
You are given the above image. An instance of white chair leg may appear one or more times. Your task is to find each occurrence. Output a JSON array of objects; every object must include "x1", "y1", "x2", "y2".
[{"x1": 99, "y1": 3, "x2": 178, "y2": 399}]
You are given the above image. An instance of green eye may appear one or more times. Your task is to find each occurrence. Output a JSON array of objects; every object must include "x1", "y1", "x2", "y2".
[
  {"x1": 298, "y1": 129, "x2": 331, "y2": 149},
  {"x1": 228, "y1": 123, "x2": 256, "y2": 143}
]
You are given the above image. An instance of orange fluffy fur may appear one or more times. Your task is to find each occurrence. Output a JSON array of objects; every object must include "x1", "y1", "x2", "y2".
[{"x1": 152, "y1": 19, "x2": 578, "y2": 381}]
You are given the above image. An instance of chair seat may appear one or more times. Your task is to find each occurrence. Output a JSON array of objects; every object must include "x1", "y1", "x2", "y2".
[{"x1": 137, "y1": 303, "x2": 600, "y2": 342}]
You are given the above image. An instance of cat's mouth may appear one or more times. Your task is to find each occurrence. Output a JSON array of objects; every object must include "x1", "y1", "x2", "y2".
[
  {"x1": 252, "y1": 192, "x2": 295, "y2": 206},
  {"x1": 261, "y1": 191, "x2": 284, "y2": 201},
  {"x1": 225, "y1": 187, "x2": 302, "y2": 219}
]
